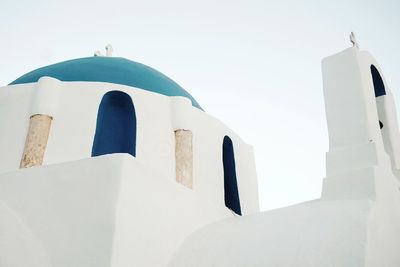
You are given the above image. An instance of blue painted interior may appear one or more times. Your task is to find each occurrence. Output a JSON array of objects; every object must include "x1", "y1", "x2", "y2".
[
  {"x1": 10, "y1": 56, "x2": 202, "y2": 110},
  {"x1": 92, "y1": 91, "x2": 136, "y2": 157},
  {"x1": 222, "y1": 136, "x2": 242, "y2": 215},
  {"x1": 371, "y1": 65, "x2": 386, "y2": 97}
]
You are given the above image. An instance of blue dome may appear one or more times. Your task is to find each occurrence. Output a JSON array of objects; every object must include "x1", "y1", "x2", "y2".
[{"x1": 10, "y1": 57, "x2": 202, "y2": 110}]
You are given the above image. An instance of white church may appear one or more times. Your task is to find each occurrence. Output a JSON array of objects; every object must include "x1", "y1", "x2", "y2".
[{"x1": 1, "y1": 37, "x2": 400, "y2": 266}]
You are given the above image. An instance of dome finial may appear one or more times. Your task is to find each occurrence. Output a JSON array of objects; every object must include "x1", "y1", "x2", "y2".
[
  {"x1": 350, "y1": 32, "x2": 359, "y2": 49},
  {"x1": 105, "y1": 44, "x2": 114, "y2": 57},
  {"x1": 93, "y1": 44, "x2": 113, "y2": 57}
]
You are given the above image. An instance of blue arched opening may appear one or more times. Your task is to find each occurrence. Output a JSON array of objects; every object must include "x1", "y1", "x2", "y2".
[
  {"x1": 92, "y1": 91, "x2": 136, "y2": 157},
  {"x1": 371, "y1": 65, "x2": 386, "y2": 97},
  {"x1": 222, "y1": 136, "x2": 242, "y2": 215}
]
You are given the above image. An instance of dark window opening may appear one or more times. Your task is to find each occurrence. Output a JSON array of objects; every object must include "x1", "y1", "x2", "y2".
[
  {"x1": 92, "y1": 90, "x2": 136, "y2": 157},
  {"x1": 371, "y1": 65, "x2": 386, "y2": 97},
  {"x1": 222, "y1": 136, "x2": 242, "y2": 215}
]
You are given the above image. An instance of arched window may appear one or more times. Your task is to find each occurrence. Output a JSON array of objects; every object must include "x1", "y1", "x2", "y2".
[
  {"x1": 371, "y1": 65, "x2": 386, "y2": 130},
  {"x1": 371, "y1": 65, "x2": 386, "y2": 97},
  {"x1": 92, "y1": 91, "x2": 136, "y2": 157},
  {"x1": 222, "y1": 136, "x2": 242, "y2": 215}
]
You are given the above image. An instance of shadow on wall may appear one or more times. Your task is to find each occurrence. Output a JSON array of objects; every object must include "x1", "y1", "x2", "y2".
[
  {"x1": 223, "y1": 136, "x2": 242, "y2": 215},
  {"x1": 92, "y1": 90, "x2": 137, "y2": 157}
]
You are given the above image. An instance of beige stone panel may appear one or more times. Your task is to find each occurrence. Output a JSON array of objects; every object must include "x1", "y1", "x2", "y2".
[
  {"x1": 175, "y1": 130, "x2": 193, "y2": 189},
  {"x1": 20, "y1": 114, "x2": 52, "y2": 168}
]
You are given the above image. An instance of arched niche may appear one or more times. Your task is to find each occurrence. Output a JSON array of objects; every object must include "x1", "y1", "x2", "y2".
[
  {"x1": 371, "y1": 65, "x2": 386, "y2": 97},
  {"x1": 369, "y1": 63, "x2": 400, "y2": 172},
  {"x1": 222, "y1": 136, "x2": 242, "y2": 215},
  {"x1": 92, "y1": 90, "x2": 136, "y2": 157}
]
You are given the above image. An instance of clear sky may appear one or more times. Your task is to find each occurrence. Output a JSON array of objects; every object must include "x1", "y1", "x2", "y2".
[{"x1": 1, "y1": 0, "x2": 400, "y2": 210}]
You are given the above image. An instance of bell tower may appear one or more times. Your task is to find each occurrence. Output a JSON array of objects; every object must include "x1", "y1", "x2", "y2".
[{"x1": 321, "y1": 39, "x2": 400, "y2": 200}]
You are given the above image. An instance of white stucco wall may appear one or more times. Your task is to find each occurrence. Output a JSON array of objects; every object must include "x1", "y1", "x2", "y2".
[
  {"x1": 321, "y1": 47, "x2": 400, "y2": 267},
  {"x1": 0, "y1": 154, "x2": 238, "y2": 267},
  {"x1": 169, "y1": 199, "x2": 373, "y2": 267},
  {"x1": 0, "y1": 155, "x2": 122, "y2": 266},
  {"x1": 0, "y1": 80, "x2": 259, "y2": 215},
  {"x1": 0, "y1": 201, "x2": 51, "y2": 267},
  {"x1": 168, "y1": 46, "x2": 400, "y2": 267},
  {"x1": 0, "y1": 83, "x2": 33, "y2": 171}
]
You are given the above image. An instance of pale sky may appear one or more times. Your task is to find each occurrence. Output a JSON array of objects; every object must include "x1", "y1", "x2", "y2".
[{"x1": 1, "y1": 0, "x2": 400, "y2": 210}]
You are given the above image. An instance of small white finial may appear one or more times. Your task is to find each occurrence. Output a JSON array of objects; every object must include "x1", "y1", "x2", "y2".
[
  {"x1": 350, "y1": 32, "x2": 359, "y2": 49},
  {"x1": 105, "y1": 44, "x2": 114, "y2": 57},
  {"x1": 94, "y1": 50, "x2": 103, "y2": 57}
]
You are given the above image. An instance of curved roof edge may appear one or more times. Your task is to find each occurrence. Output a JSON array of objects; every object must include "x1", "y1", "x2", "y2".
[{"x1": 9, "y1": 57, "x2": 203, "y2": 110}]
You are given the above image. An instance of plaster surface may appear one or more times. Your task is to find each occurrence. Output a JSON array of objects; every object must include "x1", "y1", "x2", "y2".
[
  {"x1": 170, "y1": 199, "x2": 372, "y2": 267},
  {"x1": 0, "y1": 154, "x2": 234, "y2": 266}
]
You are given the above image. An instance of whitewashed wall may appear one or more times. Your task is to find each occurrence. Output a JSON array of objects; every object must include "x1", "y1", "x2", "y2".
[
  {"x1": 0, "y1": 154, "x2": 236, "y2": 266},
  {"x1": 0, "y1": 81, "x2": 259, "y2": 215},
  {"x1": 167, "y1": 47, "x2": 400, "y2": 267}
]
